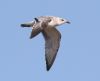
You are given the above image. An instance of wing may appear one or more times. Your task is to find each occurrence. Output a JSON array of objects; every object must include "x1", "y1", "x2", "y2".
[
  {"x1": 42, "y1": 27, "x2": 61, "y2": 71},
  {"x1": 30, "y1": 18, "x2": 51, "y2": 39},
  {"x1": 30, "y1": 27, "x2": 42, "y2": 39},
  {"x1": 30, "y1": 23, "x2": 42, "y2": 39},
  {"x1": 21, "y1": 21, "x2": 35, "y2": 27}
]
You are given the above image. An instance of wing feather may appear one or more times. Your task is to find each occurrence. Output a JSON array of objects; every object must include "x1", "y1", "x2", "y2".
[
  {"x1": 42, "y1": 27, "x2": 61, "y2": 71},
  {"x1": 30, "y1": 18, "x2": 51, "y2": 39},
  {"x1": 30, "y1": 26, "x2": 42, "y2": 39},
  {"x1": 21, "y1": 21, "x2": 35, "y2": 27}
]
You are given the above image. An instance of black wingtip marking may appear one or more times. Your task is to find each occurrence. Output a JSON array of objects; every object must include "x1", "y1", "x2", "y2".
[
  {"x1": 20, "y1": 24, "x2": 31, "y2": 27},
  {"x1": 47, "y1": 67, "x2": 50, "y2": 71},
  {"x1": 46, "y1": 58, "x2": 52, "y2": 71},
  {"x1": 29, "y1": 34, "x2": 35, "y2": 39},
  {"x1": 30, "y1": 36, "x2": 33, "y2": 39},
  {"x1": 46, "y1": 63, "x2": 51, "y2": 71},
  {"x1": 34, "y1": 18, "x2": 39, "y2": 22}
]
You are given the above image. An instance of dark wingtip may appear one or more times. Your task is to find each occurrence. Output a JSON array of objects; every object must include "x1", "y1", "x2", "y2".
[
  {"x1": 34, "y1": 18, "x2": 39, "y2": 22},
  {"x1": 30, "y1": 36, "x2": 33, "y2": 39},
  {"x1": 20, "y1": 24, "x2": 31, "y2": 27},
  {"x1": 46, "y1": 65, "x2": 51, "y2": 71},
  {"x1": 46, "y1": 58, "x2": 52, "y2": 71},
  {"x1": 66, "y1": 21, "x2": 71, "y2": 24},
  {"x1": 20, "y1": 24, "x2": 26, "y2": 27}
]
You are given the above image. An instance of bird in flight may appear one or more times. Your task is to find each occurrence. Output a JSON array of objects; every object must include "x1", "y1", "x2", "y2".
[{"x1": 21, "y1": 16, "x2": 70, "y2": 71}]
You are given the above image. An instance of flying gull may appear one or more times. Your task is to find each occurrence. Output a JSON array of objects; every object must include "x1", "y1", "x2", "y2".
[{"x1": 21, "y1": 16, "x2": 70, "y2": 71}]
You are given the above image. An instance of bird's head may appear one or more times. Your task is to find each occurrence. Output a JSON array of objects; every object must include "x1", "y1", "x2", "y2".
[{"x1": 48, "y1": 16, "x2": 70, "y2": 27}]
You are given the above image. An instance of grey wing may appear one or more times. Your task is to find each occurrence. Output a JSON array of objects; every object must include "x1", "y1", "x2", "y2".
[
  {"x1": 30, "y1": 23, "x2": 42, "y2": 39},
  {"x1": 42, "y1": 27, "x2": 61, "y2": 71},
  {"x1": 30, "y1": 18, "x2": 51, "y2": 39}
]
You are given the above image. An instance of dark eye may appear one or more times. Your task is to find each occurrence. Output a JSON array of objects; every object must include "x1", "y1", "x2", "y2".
[{"x1": 61, "y1": 19, "x2": 64, "y2": 21}]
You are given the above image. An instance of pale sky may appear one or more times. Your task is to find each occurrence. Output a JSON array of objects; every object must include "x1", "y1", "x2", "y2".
[{"x1": 0, "y1": 0, "x2": 100, "y2": 81}]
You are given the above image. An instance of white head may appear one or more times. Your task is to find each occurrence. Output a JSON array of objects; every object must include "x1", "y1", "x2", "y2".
[{"x1": 48, "y1": 16, "x2": 70, "y2": 27}]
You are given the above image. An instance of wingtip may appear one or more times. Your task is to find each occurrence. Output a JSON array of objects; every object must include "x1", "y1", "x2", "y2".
[
  {"x1": 46, "y1": 65, "x2": 51, "y2": 71},
  {"x1": 46, "y1": 59, "x2": 52, "y2": 71},
  {"x1": 20, "y1": 24, "x2": 25, "y2": 27},
  {"x1": 30, "y1": 37, "x2": 32, "y2": 39},
  {"x1": 34, "y1": 18, "x2": 39, "y2": 22},
  {"x1": 20, "y1": 24, "x2": 32, "y2": 27},
  {"x1": 30, "y1": 35, "x2": 33, "y2": 39}
]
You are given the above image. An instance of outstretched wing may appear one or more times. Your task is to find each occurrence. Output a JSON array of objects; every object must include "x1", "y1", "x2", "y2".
[
  {"x1": 30, "y1": 21, "x2": 43, "y2": 39},
  {"x1": 21, "y1": 21, "x2": 35, "y2": 27},
  {"x1": 30, "y1": 27, "x2": 42, "y2": 39},
  {"x1": 30, "y1": 18, "x2": 51, "y2": 39},
  {"x1": 42, "y1": 27, "x2": 61, "y2": 71}
]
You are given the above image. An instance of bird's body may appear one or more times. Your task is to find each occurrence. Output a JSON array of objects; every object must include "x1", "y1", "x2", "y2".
[{"x1": 21, "y1": 16, "x2": 70, "y2": 71}]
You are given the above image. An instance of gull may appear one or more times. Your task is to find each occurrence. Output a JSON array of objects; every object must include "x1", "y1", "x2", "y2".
[{"x1": 21, "y1": 16, "x2": 70, "y2": 71}]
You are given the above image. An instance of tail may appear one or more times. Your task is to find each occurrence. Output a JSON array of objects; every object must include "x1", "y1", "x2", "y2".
[{"x1": 20, "y1": 21, "x2": 35, "y2": 27}]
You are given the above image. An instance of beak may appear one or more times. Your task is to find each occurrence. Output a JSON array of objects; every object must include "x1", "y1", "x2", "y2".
[{"x1": 66, "y1": 21, "x2": 71, "y2": 24}]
